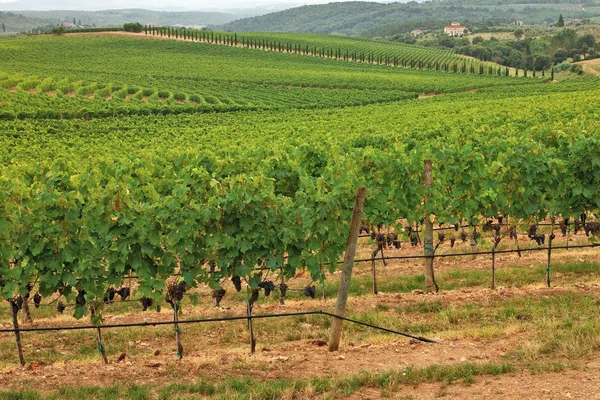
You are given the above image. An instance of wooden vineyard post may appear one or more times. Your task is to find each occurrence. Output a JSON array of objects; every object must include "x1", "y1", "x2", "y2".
[
  {"x1": 371, "y1": 257, "x2": 378, "y2": 295},
  {"x1": 96, "y1": 327, "x2": 108, "y2": 364},
  {"x1": 547, "y1": 232, "x2": 555, "y2": 288},
  {"x1": 328, "y1": 186, "x2": 367, "y2": 352},
  {"x1": 423, "y1": 160, "x2": 438, "y2": 294},
  {"x1": 247, "y1": 300, "x2": 256, "y2": 354},
  {"x1": 174, "y1": 303, "x2": 183, "y2": 360},
  {"x1": 491, "y1": 232, "x2": 499, "y2": 290},
  {"x1": 10, "y1": 299, "x2": 26, "y2": 366}
]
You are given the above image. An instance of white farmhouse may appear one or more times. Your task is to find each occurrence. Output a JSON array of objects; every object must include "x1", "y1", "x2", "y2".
[{"x1": 444, "y1": 22, "x2": 468, "y2": 36}]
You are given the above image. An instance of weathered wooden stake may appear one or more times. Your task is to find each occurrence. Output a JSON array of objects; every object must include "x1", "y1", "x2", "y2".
[
  {"x1": 10, "y1": 301, "x2": 25, "y2": 366},
  {"x1": 247, "y1": 300, "x2": 256, "y2": 354},
  {"x1": 547, "y1": 232, "x2": 555, "y2": 288},
  {"x1": 423, "y1": 160, "x2": 438, "y2": 293},
  {"x1": 96, "y1": 326, "x2": 108, "y2": 364},
  {"x1": 491, "y1": 232, "x2": 498, "y2": 290},
  {"x1": 371, "y1": 257, "x2": 378, "y2": 295},
  {"x1": 174, "y1": 303, "x2": 183, "y2": 360},
  {"x1": 328, "y1": 186, "x2": 367, "y2": 352}
]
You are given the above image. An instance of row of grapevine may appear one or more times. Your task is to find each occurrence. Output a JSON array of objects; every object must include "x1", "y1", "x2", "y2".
[
  {"x1": 2, "y1": 83, "x2": 600, "y2": 323},
  {"x1": 140, "y1": 27, "x2": 538, "y2": 78}
]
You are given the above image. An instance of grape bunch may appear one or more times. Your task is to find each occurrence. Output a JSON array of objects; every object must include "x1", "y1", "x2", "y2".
[
  {"x1": 104, "y1": 287, "x2": 117, "y2": 304},
  {"x1": 386, "y1": 233, "x2": 400, "y2": 249},
  {"x1": 470, "y1": 231, "x2": 481, "y2": 244},
  {"x1": 166, "y1": 281, "x2": 187, "y2": 307},
  {"x1": 140, "y1": 296, "x2": 154, "y2": 311},
  {"x1": 259, "y1": 281, "x2": 276, "y2": 297},
  {"x1": 24, "y1": 283, "x2": 33, "y2": 299},
  {"x1": 437, "y1": 232, "x2": 446, "y2": 244},
  {"x1": 532, "y1": 234, "x2": 545, "y2": 246},
  {"x1": 574, "y1": 219, "x2": 582, "y2": 234},
  {"x1": 560, "y1": 218, "x2": 570, "y2": 236},
  {"x1": 527, "y1": 225, "x2": 538, "y2": 238},
  {"x1": 211, "y1": 289, "x2": 226, "y2": 307},
  {"x1": 56, "y1": 302, "x2": 67, "y2": 314},
  {"x1": 508, "y1": 226, "x2": 518, "y2": 240},
  {"x1": 231, "y1": 276, "x2": 242, "y2": 292},
  {"x1": 117, "y1": 287, "x2": 130, "y2": 301},
  {"x1": 483, "y1": 220, "x2": 501, "y2": 235},
  {"x1": 450, "y1": 237, "x2": 456, "y2": 248},
  {"x1": 9, "y1": 296, "x2": 23, "y2": 314},
  {"x1": 279, "y1": 283, "x2": 288, "y2": 297},
  {"x1": 459, "y1": 231, "x2": 468, "y2": 243},
  {"x1": 584, "y1": 222, "x2": 600, "y2": 237},
  {"x1": 303, "y1": 285, "x2": 316, "y2": 299},
  {"x1": 250, "y1": 288, "x2": 260, "y2": 304},
  {"x1": 410, "y1": 235, "x2": 418, "y2": 246},
  {"x1": 33, "y1": 293, "x2": 42, "y2": 308},
  {"x1": 76, "y1": 290, "x2": 86, "y2": 307}
]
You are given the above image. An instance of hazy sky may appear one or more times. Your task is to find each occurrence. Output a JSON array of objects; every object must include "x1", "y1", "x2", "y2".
[{"x1": 0, "y1": 0, "x2": 390, "y2": 12}]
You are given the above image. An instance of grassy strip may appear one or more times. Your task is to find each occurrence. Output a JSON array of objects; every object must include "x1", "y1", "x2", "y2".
[{"x1": 0, "y1": 362, "x2": 514, "y2": 400}]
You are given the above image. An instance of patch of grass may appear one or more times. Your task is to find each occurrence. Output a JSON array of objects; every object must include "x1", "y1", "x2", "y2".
[{"x1": 0, "y1": 362, "x2": 514, "y2": 399}]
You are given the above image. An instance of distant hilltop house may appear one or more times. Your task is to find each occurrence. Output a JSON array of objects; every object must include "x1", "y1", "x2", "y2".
[
  {"x1": 62, "y1": 22, "x2": 77, "y2": 28},
  {"x1": 444, "y1": 22, "x2": 468, "y2": 36},
  {"x1": 411, "y1": 29, "x2": 424, "y2": 37},
  {"x1": 515, "y1": 20, "x2": 524, "y2": 26}
]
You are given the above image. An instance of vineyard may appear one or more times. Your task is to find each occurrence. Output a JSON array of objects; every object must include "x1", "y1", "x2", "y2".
[{"x1": 1, "y1": 32, "x2": 600, "y2": 399}]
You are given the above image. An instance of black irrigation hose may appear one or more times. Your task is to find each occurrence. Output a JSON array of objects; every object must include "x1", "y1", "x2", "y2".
[
  {"x1": 321, "y1": 311, "x2": 438, "y2": 344},
  {"x1": 0, "y1": 310, "x2": 438, "y2": 343}
]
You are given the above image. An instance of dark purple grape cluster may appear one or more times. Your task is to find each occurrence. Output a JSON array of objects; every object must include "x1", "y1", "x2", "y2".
[
  {"x1": 437, "y1": 232, "x2": 446, "y2": 244},
  {"x1": 212, "y1": 289, "x2": 226, "y2": 306},
  {"x1": 259, "y1": 281, "x2": 276, "y2": 297},
  {"x1": 9, "y1": 297, "x2": 23, "y2": 314},
  {"x1": 450, "y1": 238, "x2": 456, "y2": 248},
  {"x1": 76, "y1": 290, "x2": 86, "y2": 307},
  {"x1": 24, "y1": 283, "x2": 33, "y2": 299},
  {"x1": 584, "y1": 222, "x2": 600, "y2": 237},
  {"x1": 166, "y1": 281, "x2": 186, "y2": 307},
  {"x1": 117, "y1": 287, "x2": 130, "y2": 301},
  {"x1": 560, "y1": 218, "x2": 570, "y2": 236},
  {"x1": 56, "y1": 302, "x2": 66, "y2": 314},
  {"x1": 140, "y1": 296, "x2": 153, "y2": 311},
  {"x1": 574, "y1": 219, "x2": 582, "y2": 234},
  {"x1": 231, "y1": 276, "x2": 242, "y2": 292},
  {"x1": 250, "y1": 288, "x2": 260, "y2": 304},
  {"x1": 387, "y1": 233, "x2": 400, "y2": 249},
  {"x1": 303, "y1": 285, "x2": 316, "y2": 299},
  {"x1": 104, "y1": 288, "x2": 117, "y2": 304},
  {"x1": 470, "y1": 231, "x2": 481, "y2": 244},
  {"x1": 527, "y1": 224, "x2": 538, "y2": 237},
  {"x1": 279, "y1": 283, "x2": 288, "y2": 297},
  {"x1": 508, "y1": 226, "x2": 518, "y2": 240},
  {"x1": 459, "y1": 231, "x2": 468, "y2": 243},
  {"x1": 33, "y1": 293, "x2": 42, "y2": 308}
]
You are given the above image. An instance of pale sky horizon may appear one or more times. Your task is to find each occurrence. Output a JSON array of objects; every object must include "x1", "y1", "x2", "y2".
[{"x1": 0, "y1": 0, "x2": 396, "y2": 12}]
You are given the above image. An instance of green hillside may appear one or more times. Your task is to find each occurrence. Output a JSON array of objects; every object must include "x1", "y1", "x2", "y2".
[
  {"x1": 219, "y1": 0, "x2": 600, "y2": 35},
  {"x1": 0, "y1": 11, "x2": 56, "y2": 33}
]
